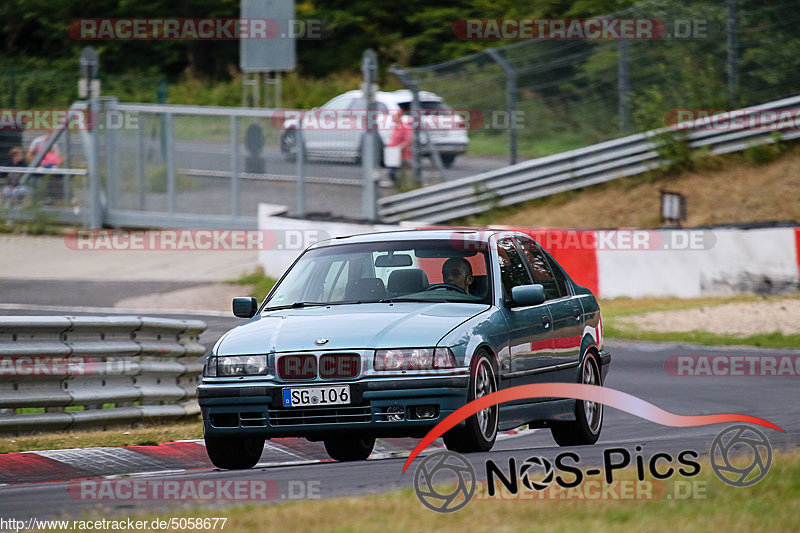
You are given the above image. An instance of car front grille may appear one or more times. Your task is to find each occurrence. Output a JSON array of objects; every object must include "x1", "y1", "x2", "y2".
[
  {"x1": 268, "y1": 403, "x2": 372, "y2": 426},
  {"x1": 276, "y1": 352, "x2": 362, "y2": 381}
]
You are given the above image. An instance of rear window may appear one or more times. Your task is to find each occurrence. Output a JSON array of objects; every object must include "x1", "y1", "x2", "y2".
[{"x1": 398, "y1": 100, "x2": 451, "y2": 111}]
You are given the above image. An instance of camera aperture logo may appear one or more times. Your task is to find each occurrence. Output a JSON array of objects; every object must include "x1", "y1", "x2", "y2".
[
  {"x1": 413, "y1": 450, "x2": 476, "y2": 513},
  {"x1": 710, "y1": 425, "x2": 772, "y2": 487}
]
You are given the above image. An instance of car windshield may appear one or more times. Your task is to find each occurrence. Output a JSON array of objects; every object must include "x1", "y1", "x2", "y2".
[{"x1": 263, "y1": 239, "x2": 492, "y2": 310}]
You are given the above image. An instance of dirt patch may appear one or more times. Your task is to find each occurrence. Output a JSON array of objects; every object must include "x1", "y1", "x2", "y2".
[
  {"x1": 618, "y1": 298, "x2": 800, "y2": 336},
  {"x1": 494, "y1": 150, "x2": 800, "y2": 228},
  {"x1": 114, "y1": 283, "x2": 253, "y2": 312}
]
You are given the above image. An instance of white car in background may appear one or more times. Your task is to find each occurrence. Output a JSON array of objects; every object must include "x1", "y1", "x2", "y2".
[{"x1": 280, "y1": 90, "x2": 469, "y2": 168}]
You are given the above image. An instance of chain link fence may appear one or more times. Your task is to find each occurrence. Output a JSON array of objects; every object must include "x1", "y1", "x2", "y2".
[{"x1": 391, "y1": 0, "x2": 800, "y2": 168}]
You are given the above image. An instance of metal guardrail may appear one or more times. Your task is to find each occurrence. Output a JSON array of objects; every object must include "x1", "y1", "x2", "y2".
[
  {"x1": 378, "y1": 94, "x2": 800, "y2": 223},
  {"x1": 0, "y1": 316, "x2": 206, "y2": 434}
]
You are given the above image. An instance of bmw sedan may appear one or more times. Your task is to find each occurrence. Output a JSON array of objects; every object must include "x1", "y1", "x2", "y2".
[{"x1": 199, "y1": 229, "x2": 610, "y2": 468}]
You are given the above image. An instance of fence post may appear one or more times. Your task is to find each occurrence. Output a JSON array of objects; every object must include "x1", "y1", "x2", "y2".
[
  {"x1": 136, "y1": 115, "x2": 145, "y2": 210},
  {"x1": 726, "y1": 0, "x2": 738, "y2": 106},
  {"x1": 295, "y1": 124, "x2": 306, "y2": 217},
  {"x1": 618, "y1": 38, "x2": 631, "y2": 133},
  {"x1": 486, "y1": 48, "x2": 518, "y2": 165},
  {"x1": 361, "y1": 49, "x2": 378, "y2": 221},
  {"x1": 230, "y1": 115, "x2": 240, "y2": 217},
  {"x1": 88, "y1": 98, "x2": 102, "y2": 228},
  {"x1": 165, "y1": 112, "x2": 175, "y2": 216},
  {"x1": 104, "y1": 97, "x2": 120, "y2": 210}
]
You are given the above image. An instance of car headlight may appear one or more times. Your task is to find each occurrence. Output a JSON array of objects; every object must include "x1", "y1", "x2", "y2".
[
  {"x1": 374, "y1": 348, "x2": 456, "y2": 371},
  {"x1": 206, "y1": 355, "x2": 268, "y2": 377}
]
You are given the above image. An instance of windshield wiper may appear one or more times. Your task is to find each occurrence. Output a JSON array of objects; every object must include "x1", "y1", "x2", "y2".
[
  {"x1": 377, "y1": 297, "x2": 432, "y2": 303},
  {"x1": 264, "y1": 300, "x2": 367, "y2": 311},
  {"x1": 263, "y1": 301, "x2": 328, "y2": 311}
]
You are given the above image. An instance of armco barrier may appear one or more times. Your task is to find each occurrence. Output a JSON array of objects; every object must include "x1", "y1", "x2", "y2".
[
  {"x1": 0, "y1": 316, "x2": 206, "y2": 434},
  {"x1": 379, "y1": 94, "x2": 800, "y2": 223}
]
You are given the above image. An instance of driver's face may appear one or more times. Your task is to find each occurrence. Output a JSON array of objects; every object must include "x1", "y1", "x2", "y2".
[{"x1": 442, "y1": 262, "x2": 473, "y2": 293}]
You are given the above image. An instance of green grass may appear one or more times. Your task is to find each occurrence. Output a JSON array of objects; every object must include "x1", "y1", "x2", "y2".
[
  {"x1": 603, "y1": 325, "x2": 800, "y2": 349},
  {"x1": 600, "y1": 295, "x2": 800, "y2": 348},
  {"x1": 0, "y1": 418, "x2": 203, "y2": 453},
  {"x1": 51, "y1": 450, "x2": 800, "y2": 532},
  {"x1": 466, "y1": 131, "x2": 590, "y2": 159},
  {"x1": 228, "y1": 268, "x2": 278, "y2": 300}
]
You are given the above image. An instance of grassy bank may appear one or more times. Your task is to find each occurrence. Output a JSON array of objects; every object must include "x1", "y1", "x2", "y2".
[
  {"x1": 54, "y1": 449, "x2": 800, "y2": 533},
  {"x1": 0, "y1": 419, "x2": 203, "y2": 453}
]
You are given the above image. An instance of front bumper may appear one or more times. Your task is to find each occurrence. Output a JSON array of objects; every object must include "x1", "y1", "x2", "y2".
[{"x1": 198, "y1": 376, "x2": 469, "y2": 439}]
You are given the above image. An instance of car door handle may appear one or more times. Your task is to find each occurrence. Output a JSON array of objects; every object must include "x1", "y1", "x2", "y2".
[
  {"x1": 541, "y1": 315, "x2": 551, "y2": 328},
  {"x1": 573, "y1": 308, "x2": 581, "y2": 320}
]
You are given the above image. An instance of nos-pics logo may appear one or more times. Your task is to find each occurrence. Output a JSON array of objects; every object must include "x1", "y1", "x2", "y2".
[{"x1": 413, "y1": 424, "x2": 773, "y2": 512}]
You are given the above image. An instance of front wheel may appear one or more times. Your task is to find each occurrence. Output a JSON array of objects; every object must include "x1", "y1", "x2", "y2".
[
  {"x1": 205, "y1": 435, "x2": 265, "y2": 469},
  {"x1": 324, "y1": 435, "x2": 375, "y2": 461},
  {"x1": 551, "y1": 351, "x2": 603, "y2": 446},
  {"x1": 443, "y1": 351, "x2": 498, "y2": 453}
]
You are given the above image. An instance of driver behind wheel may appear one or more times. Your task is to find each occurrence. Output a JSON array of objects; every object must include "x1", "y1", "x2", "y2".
[{"x1": 441, "y1": 257, "x2": 474, "y2": 294}]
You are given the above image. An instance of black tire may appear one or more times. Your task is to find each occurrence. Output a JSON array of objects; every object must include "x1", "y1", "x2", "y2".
[
  {"x1": 280, "y1": 129, "x2": 297, "y2": 162},
  {"x1": 551, "y1": 351, "x2": 603, "y2": 446},
  {"x1": 443, "y1": 350, "x2": 498, "y2": 453},
  {"x1": 323, "y1": 435, "x2": 376, "y2": 461},
  {"x1": 440, "y1": 153, "x2": 456, "y2": 168},
  {"x1": 205, "y1": 435, "x2": 265, "y2": 469}
]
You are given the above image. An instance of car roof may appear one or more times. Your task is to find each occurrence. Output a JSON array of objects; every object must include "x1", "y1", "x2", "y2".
[
  {"x1": 337, "y1": 89, "x2": 443, "y2": 104},
  {"x1": 308, "y1": 228, "x2": 516, "y2": 249}
]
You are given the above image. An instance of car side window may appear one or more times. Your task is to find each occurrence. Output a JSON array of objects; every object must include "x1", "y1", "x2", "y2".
[
  {"x1": 516, "y1": 238, "x2": 561, "y2": 300},
  {"x1": 497, "y1": 239, "x2": 533, "y2": 300},
  {"x1": 544, "y1": 254, "x2": 571, "y2": 297},
  {"x1": 321, "y1": 260, "x2": 349, "y2": 301}
]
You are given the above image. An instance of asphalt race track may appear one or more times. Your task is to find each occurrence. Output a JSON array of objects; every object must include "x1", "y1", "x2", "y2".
[{"x1": 0, "y1": 288, "x2": 798, "y2": 520}]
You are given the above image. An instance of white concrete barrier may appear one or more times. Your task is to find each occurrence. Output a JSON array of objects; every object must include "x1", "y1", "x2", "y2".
[
  {"x1": 596, "y1": 227, "x2": 800, "y2": 298},
  {"x1": 257, "y1": 204, "x2": 403, "y2": 278}
]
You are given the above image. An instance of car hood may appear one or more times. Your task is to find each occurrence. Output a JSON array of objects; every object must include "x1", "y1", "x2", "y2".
[{"x1": 215, "y1": 302, "x2": 489, "y2": 354}]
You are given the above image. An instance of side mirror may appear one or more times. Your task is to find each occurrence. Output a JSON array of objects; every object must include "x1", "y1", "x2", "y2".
[
  {"x1": 511, "y1": 284, "x2": 545, "y2": 307},
  {"x1": 232, "y1": 297, "x2": 258, "y2": 318}
]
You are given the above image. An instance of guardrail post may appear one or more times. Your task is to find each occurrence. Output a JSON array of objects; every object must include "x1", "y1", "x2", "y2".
[{"x1": 230, "y1": 114, "x2": 240, "y2": 217}]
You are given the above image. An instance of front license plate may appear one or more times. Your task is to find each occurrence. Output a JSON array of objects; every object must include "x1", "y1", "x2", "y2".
[{"x1": 282, "y1": 385, "x2": 350, "y2": 407}]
